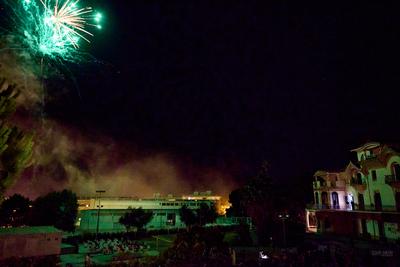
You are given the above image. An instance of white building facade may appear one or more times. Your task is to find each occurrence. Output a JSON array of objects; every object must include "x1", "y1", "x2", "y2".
[{"x1": 306, "y1": 142, "x2": 400, "y2": 240}]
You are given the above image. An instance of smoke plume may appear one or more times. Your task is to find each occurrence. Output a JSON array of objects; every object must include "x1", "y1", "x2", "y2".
[{"x1": 0, "y1": 42, "x2": 236, "y2": 199}]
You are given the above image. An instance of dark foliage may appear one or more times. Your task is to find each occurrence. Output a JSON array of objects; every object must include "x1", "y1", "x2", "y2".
[
  {"x1": 197, "y1": 203, "x2": 218, "y2": 226},
  {"x1": 161, "y1": 226, "x2": 233, "y2": 267},
  {"x1": 179, "y1": 204, "x2": 197, "y2": 227},
  {"x1": 179, "y1": 203, "x2": 218, "y2": 228},
  {"x1": 0, "y1": 78, "x2": 34, "y2": 195},
  {"x1": 30, "y1": 189, "x2": 78, "y2": 232},
  {"x1": 119, "y1": 207, "x2": 153, "y2": 232},
  {"x1": 0, "y1": 255, "x2": 59, "y2": 267},
  {"x1": 0, "y1": 193, "x2": 31, "y2": 226},
  {"x1": 226, "y1": 161, "x2": 306, "y2": 246}
]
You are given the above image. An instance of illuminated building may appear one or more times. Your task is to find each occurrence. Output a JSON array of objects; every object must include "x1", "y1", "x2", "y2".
[
  {"x1": 306, "y1": 142, "x2": 400, "y2": 240},
  {"x1": 77, "y1": 191, "x2": 227, "y2": 233}
]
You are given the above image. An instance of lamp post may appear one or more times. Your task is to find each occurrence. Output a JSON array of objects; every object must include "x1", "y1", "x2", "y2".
[
  {"x1": 278, "y1": 213, "x2": 290, "y2": 247},
  {"x1": 95, "y1": 190, "x2": 106, "y2": 239}
]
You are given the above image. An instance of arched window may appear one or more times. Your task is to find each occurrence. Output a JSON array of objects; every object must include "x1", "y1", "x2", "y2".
[
  {"x1": 391, "y1": 163, "x2": 400, "y2": 181},
  {"x1": 331, "y1": 192, "x2": 339, "y2": 209},
  {"x1": 321, "y1": 192, "x2": 328, "y2": 208},
  {"x1": 315, "y1": 192, "x2": 319, "y2": 205}
]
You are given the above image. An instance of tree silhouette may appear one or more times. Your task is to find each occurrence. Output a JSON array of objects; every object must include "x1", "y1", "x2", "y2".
[
  {"x1": 0, "y1": 78, "x2": 34, "y2": 195},
  {"x1": 119, "y1": 207, "x2": 153, "y2": 232},
  {"x1": 197, "y1": 203, "x2": 218, "y2": 226},
  {"x1": 162, "y1": 226, "x2": 231, "y2": 266},
  {"x1": 31, "y1": 189, "x2": 78, "y2": 232},
  {"x1": 179, "y1": 205, "x2": 197, "y2": 228},
  {"x1": 0, "y1": 193, "x2": 31, "y2": 226},
  {"x1": 179, "y1": 203, "x2": 218, "y2": 228}
]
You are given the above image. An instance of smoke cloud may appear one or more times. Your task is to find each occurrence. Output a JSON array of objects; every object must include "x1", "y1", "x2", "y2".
[{"x1": 0, "y1": 42, "x2": 237, "y2": 200}]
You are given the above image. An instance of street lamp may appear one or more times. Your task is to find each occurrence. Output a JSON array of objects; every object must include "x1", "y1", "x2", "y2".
[
  {"x1": 278, "y1": 213, "x2": 290, "y2": 247},
  {"x1": 95, "y1": 190, "x2": 106, "y2": 239}
]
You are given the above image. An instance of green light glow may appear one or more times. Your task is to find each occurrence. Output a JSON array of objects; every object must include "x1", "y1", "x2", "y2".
[{"x1": 6, "y1": 0, "x2": 102, "y2": 61}]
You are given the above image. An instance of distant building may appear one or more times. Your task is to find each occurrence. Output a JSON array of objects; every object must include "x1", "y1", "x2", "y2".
[
  {"x1": 77, "y1": 191, "x2": 224, "y2": 232},
  {"x1": 306, "y1": 142, "x2": 400, "y2": 240},
  {"x1": 0, "y1": 226, "x2": 62, "y2": 261}
]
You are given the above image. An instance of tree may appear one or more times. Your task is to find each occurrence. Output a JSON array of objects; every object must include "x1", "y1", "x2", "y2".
[
  {"x1": 226, "y1": 161, "x2": 277, "y2": 244},
  {"x1": 197, "y1": 203, "x2": 218, "y2": 226},
  {"x1": 226, "y1": 161, "x2": 308, "y2": 246},
  {"x1": 31, "y1": 189, "x2": 78, "y2": 232},
  {"x1": 179, "y1": 205, "x2": 197, "y2": 228},
  {"x1": 119, "y1": 207, "x2": 153, "y2": 232},
  {"x1": 0, "y1": 78, "x2": 34, "y2": 195},
  {"x1": 179, "y1": 203, "x2": 218, "y2": 228},
  {"x1": 161, "y1": 226, "x2": 232, "y2": 266},
  {"x1": 0, "y1": 193, "x2": 31, "y2": 226}
]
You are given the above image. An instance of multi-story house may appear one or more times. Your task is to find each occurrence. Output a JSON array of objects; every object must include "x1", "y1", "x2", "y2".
[{"x1": 306, "y1": 142, "x2": 400, "y2": 240}]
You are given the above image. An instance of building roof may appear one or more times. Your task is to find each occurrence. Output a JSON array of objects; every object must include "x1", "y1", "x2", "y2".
[
  {"x1": 0, "y1": 226, "x2": 62, "y2": 236},
  {"x1": 350, "y1": 142, "x2": 381, "y2": 152}
]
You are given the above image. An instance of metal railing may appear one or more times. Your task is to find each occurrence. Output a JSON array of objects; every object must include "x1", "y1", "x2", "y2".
[
  {"x1": 313, "y1": 180, "x2": 347, "y2": 189},
  {"x1": 306, "y1": 203, "x2": 399, "y2": 212},
  {"x1": 350, "y1": 177, "x2": 366, "y2": 186},
  {"x1": 385, "y1": 175, "x2": 398, "y2": 184}
]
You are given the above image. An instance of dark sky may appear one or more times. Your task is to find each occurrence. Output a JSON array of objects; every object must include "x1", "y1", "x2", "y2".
[{"x1": 48, "y1": 1, "x2": 400, "y2": 185}]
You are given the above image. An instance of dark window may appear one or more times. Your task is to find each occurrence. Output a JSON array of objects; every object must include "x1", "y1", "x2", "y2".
[
  {"x1": 321, "y1": 192, "x2": 328, "y2": 207},
  {"x1": 396, "y1": 192, "x2": 400, "y2": 212},
  {"x1": 331, "y1": 192, "x2": 339, "y2": 209},
  {"x1": 372, "y1": 170, "x2": 377, "y2": 181},
  {"x1": 374, "y1": 192, "x2": 382, "y2": 211},
  {"x1": 358, "y1": 193, "x2": 365, "y2": 210},
  {"x1": 393, "y1": 164, "x2": 400, "y2": 181},
  {"x1": 356, "y1": 173, "x2": 363, "y2": 184}
]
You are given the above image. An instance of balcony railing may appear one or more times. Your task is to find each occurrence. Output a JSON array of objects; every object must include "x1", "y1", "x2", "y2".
[
  {"x1": 306, "y1": 203, "x2": 398, "y2": 212},
  {"x1": 350, "y1": 177, "x2": 366, "y2": 186},
  {"x1": 385, "y1": 175, "x2": 400, "y2": 184},
  {"x1": 313, "y1": 180, "x2": 347, "y2": 189},
  {"x1": 365, "y1": 154, "x2": 377, "y2": 160}
]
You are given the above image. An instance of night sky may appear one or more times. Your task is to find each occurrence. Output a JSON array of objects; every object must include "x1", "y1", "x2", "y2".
[{"x1": 46, "y1": 1, "x2": 400, "y2": 186}]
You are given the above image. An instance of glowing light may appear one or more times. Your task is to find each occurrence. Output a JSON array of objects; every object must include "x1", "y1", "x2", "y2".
[{"x1": 4, "y1": 0, "x2": 103, "y2": 61}]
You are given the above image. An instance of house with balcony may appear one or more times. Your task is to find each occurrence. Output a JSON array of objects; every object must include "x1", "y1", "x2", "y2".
[{"x1": 306, "y1": 142, "x2": 400, "y2": 240}]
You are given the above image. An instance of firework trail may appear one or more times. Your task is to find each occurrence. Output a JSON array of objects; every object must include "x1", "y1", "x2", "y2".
[
  {"x1": 0, "y1": 0, "x2": 103, "y2": 189},
  {"x1": 2, "y1": 0, "x2": 102, "y2": 62}
]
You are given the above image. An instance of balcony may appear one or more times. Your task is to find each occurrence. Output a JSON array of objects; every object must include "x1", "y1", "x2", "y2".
[
  {"x1": 365, "y1": 154, "x2": 377, "y2": 160},
  {"x1": 385, "y1": 175, "x2": 400, "y2": 188},
  {"x1": 350, "y1": 178, "x2": 367, "y2": 192},
  {"x1": 313, "y1": 180, "x2": 347, "y2": 190},
  {"x1": 306, "y1": 203, "x2": 398, "y2": 213}
]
